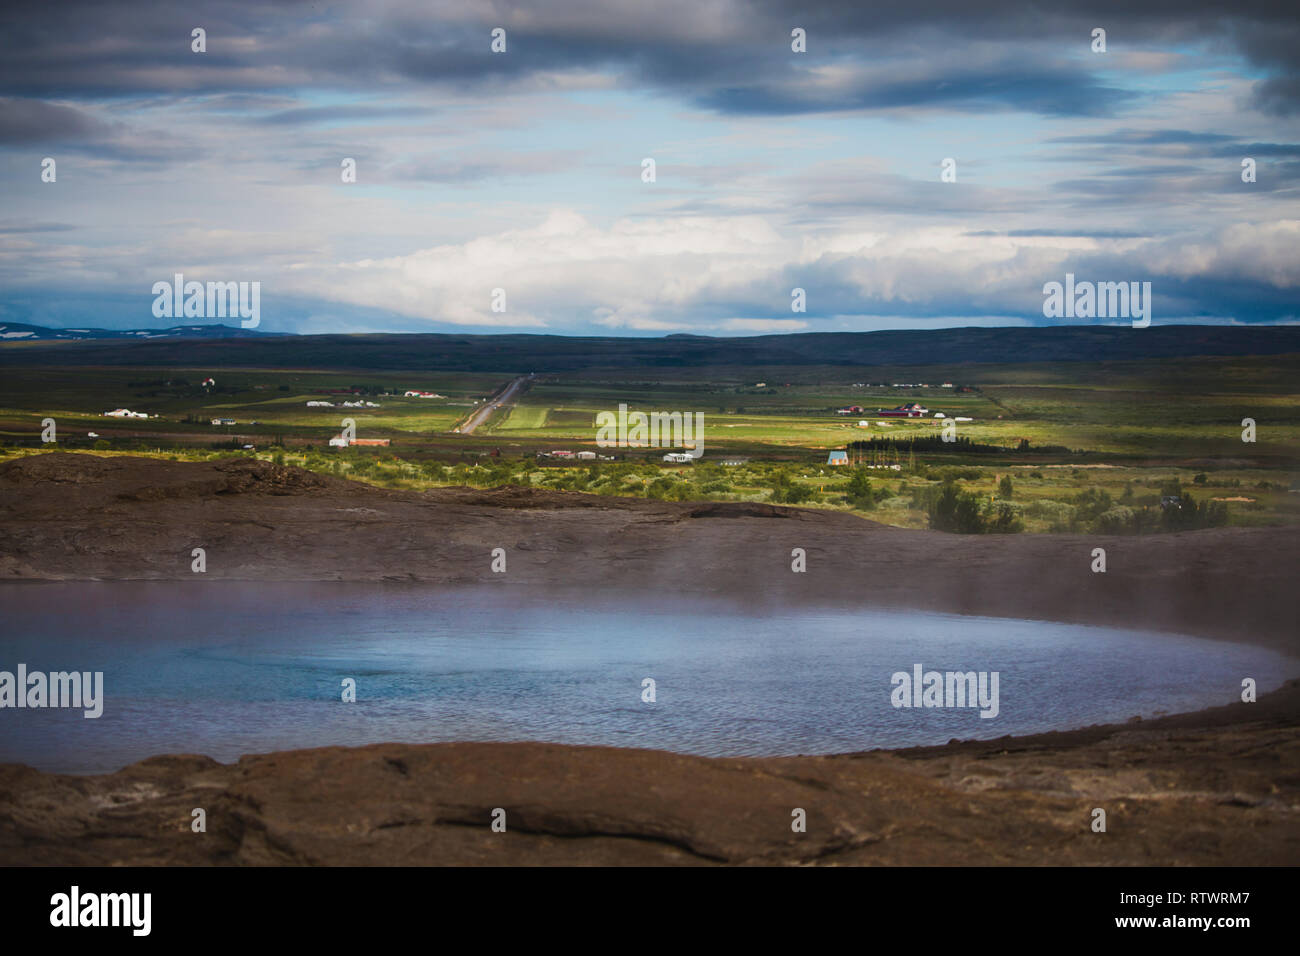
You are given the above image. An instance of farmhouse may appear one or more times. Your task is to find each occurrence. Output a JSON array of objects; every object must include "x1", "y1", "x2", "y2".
[
  {"x1": 836, "y1": 405, "x2": 864, "y2": 415},
  {"x1": 827, "y1": 450, "x2": 849, "y2": 466},
  {"x1": 662, "y1": 452, "x2": 694, "y2": 463},
  {"x1": 103, "y1": 409, "x2": 148, "y2": 418},
  {"x1": 576, "y1": 451, "x2": 597, "y2": 460},
  {"x1": 875, "y1": 402, "x2": 928, "y2": 418},
  {"x1": 403, "y1": 390, "x2": 444, "y2": 398},
  {"x1": 210, "y1": 418, "x2": 236, "y2": 426}
]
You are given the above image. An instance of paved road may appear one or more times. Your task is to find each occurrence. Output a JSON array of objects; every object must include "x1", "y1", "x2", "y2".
[{"x1": 456, "y1": 374, "x2": 532, "y2": 435}]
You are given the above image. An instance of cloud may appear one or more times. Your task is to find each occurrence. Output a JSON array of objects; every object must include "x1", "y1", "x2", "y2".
[
  {"x1": 0, "y1": 98, "x2": 107, "y2": 143},
  {"x1": 1, "y1": 1, "x2": 1297, "y2": 333},
  {"x1": 264, "y1": 209, "x2": 1300, "y2": 329},
  {"x1": 0, "y1": 0, "x2": 1295, "y2": 116}
]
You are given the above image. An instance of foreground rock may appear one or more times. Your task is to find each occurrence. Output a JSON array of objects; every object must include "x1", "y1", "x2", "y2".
[{"x1": 3, "y1": 681, "x2": 1297, "y2": 866}]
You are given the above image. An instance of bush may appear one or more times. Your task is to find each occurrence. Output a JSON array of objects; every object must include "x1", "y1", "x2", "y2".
[
  {"x1": 984, "y1": 502, "x2": 1024, "y2": 533},
  {"x1": 1072, "y1": 488, "x2": 1113, "y2": 524},
  {"x1": 773, "y1": 482, "x2": 817, "y2": 504},
  {"x1": 928, "y1": 481, "x2": 985, "y2": 533},
  {"x1": 1094, "y1": 505, "x2": 1140, "y2": 535},
  {"x1": 924, "y1": 480, "x2": 1022, "y2": 533}
]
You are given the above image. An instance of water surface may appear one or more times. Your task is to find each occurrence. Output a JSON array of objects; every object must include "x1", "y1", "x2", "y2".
[{"x1": 1, "y1": 582, "x2": 1291, "y2": 773}]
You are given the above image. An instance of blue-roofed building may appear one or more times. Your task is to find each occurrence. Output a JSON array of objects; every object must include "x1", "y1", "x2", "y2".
[{"x1": 827, "y1": 450, "x2": 849, "y2": 466}]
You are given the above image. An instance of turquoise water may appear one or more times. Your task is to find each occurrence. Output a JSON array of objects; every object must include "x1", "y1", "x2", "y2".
[{"x1": 0, "y1": 582, "x2": 1292, "y2": 773}]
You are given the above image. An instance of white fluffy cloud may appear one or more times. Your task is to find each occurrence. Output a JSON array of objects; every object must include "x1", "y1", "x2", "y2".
[{"x1": 272, "y1": 210, "x2": 1300, "y2": 330}]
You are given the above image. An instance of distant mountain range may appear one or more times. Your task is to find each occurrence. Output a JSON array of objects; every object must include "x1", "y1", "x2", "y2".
[
  {"x1": 1, "y1": 322, "x2": 1298, "y2": 372},
  {"x1": 0, "y1": 322, "x2": 274, "y2": 342}
]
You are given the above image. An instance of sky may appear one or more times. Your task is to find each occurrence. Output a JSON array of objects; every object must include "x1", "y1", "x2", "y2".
[{"x1": 1, "y1": 0, "x2": 1298, "y2": 335}]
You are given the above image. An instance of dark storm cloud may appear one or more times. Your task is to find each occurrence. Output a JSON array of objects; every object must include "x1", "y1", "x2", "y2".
[
  {"x1": 0, "y1": 97, "x2": 191, "y2": 162},
  {"x1": 0, "y1": 0, "x2": 1296, "y2": 116},
  {"x1": 0, "y1": 98, "x2": 106, "y2": 143}
]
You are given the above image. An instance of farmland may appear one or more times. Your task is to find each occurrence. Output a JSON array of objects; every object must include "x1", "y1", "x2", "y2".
[{"x1": 1, "y1": 337, "x2": 1297, "y2": 534}]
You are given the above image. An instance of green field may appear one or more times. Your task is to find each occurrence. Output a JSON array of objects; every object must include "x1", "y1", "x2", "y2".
[{"x1": 1, "y1": 353, "x2": 1296, "y2": 533}]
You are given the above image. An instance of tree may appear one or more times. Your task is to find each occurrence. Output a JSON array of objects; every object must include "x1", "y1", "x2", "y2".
[
  {"x1": 845, "y1": 468, "x2": 875, "y2": 509},
  {"x1": 929, "y1": 481, "x2": 982, "y2": 533},
  {"x1": 998, "y1": 474, "x2": 1014, "y2": 499}
]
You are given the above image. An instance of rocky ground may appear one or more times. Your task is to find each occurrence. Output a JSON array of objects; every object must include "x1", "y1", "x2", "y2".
[
  {"x1": 1, "y1": 452, "x2": 1295, "y2": 649},
  {"x1": 3, "y1": 683, "x2": 1296, "y2": 866},
  {"x1": 1, "y1": 452, "x2": 1297, "y2": 865}
]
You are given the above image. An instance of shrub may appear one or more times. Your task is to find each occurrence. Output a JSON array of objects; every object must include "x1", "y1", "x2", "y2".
[
  {"x1": 1094, "y1": 506, "x2": 1138, "y2": 535},
  {"x1": 984, "y1": 502, "x2": 1024, "y2": 533},
  {"x1": 1072, "y1": 487, "x2": 1113, "y2": 524},
  {"x1": 844, "y1": 469, "x2": 876, "y2": 509},
  {"x1": 928, "y1": 481, "x2": 985, "y2": 533},
  {"x1": 774, "y1": 482, "x2": 817, "y2": 504}
]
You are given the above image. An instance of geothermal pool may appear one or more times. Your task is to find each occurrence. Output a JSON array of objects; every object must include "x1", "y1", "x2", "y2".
[{"x1": 1, "y1": 582, "x2": 1292, "y2": 773}]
